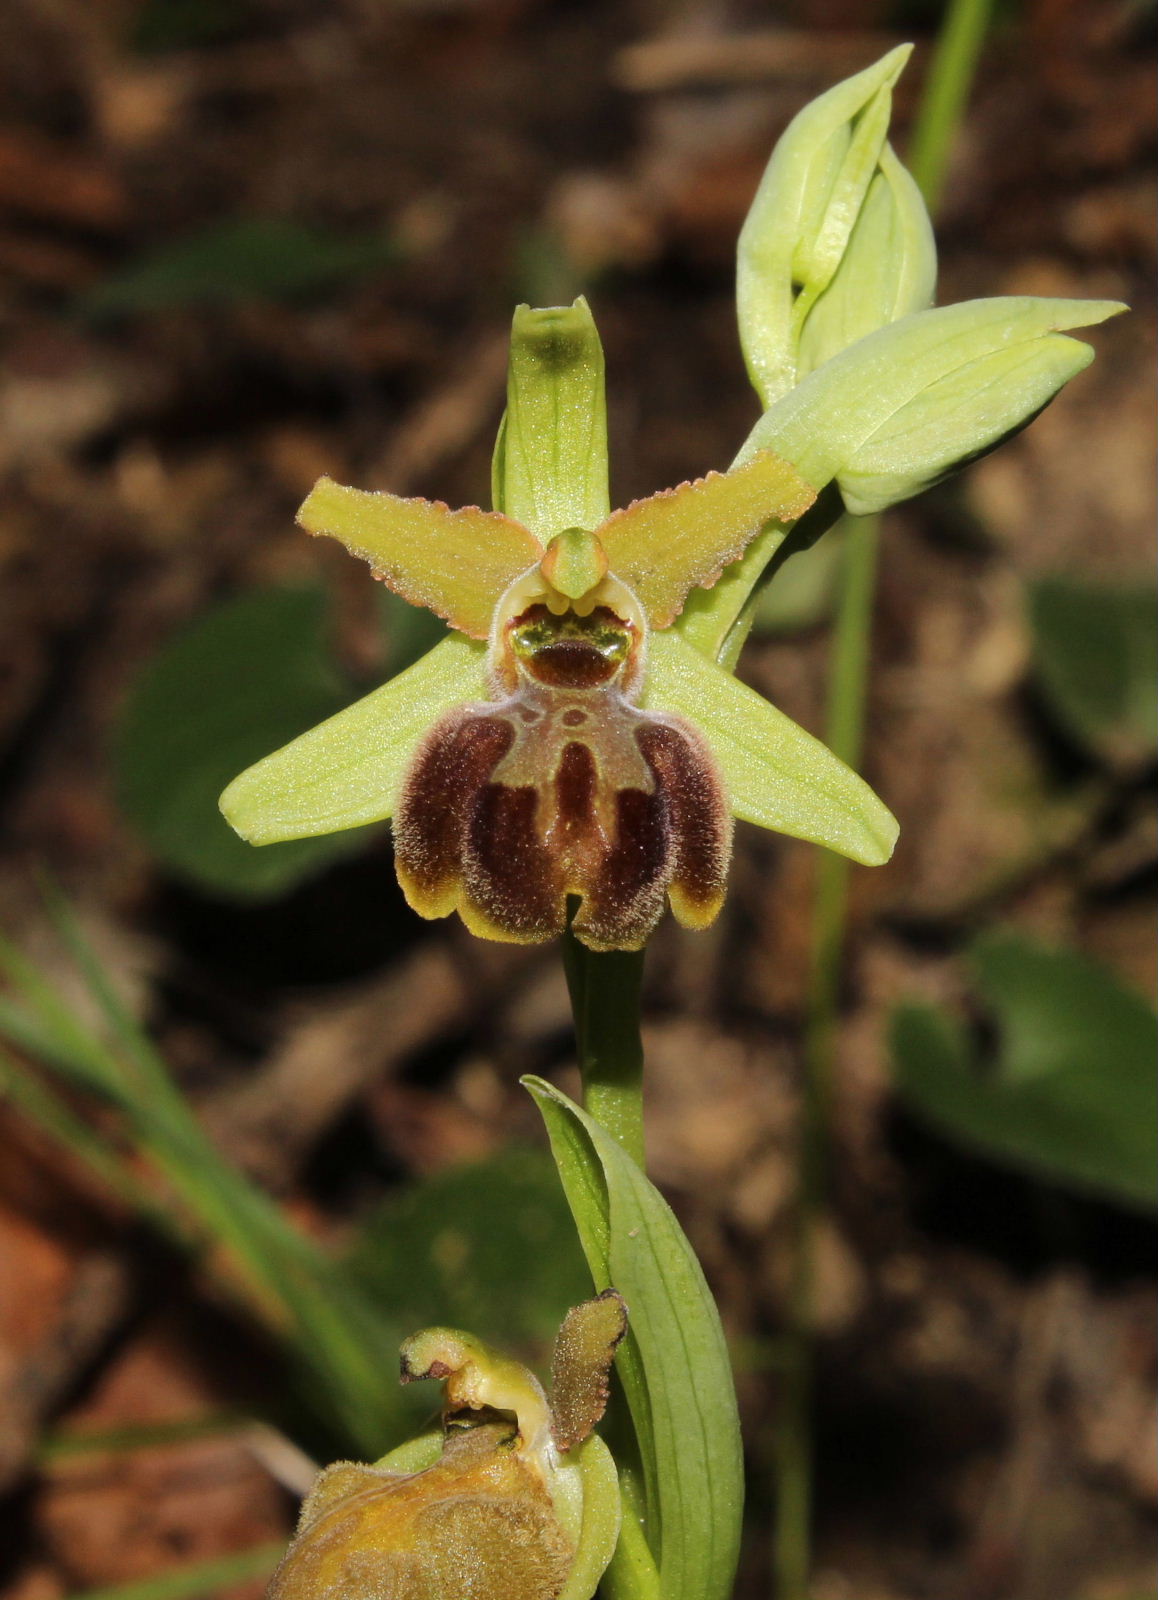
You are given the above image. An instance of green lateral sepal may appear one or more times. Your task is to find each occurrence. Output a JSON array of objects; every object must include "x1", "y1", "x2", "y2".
[
  {"x1": 219, "y1": 633, "x2": 488, "y2": 844},
  {"x1": 645, "y1": 629, "x2": 898, "y2": 864}
]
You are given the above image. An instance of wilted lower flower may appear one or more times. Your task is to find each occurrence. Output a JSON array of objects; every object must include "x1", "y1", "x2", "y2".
[{"x1": 269, "y1": 1294, "x2": 627, "y2": 1600}]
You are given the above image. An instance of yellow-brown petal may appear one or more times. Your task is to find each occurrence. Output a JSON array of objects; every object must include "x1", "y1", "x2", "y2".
[
  {"x1": 594, "y1": 449, "x2": 815, "y2": 629},
  {"x1": 550, "y1": 1291, "x2": 628, "y2": 1453},
  {"x1": 298, "y1": 477, "x2": 542, "y2": 640}
]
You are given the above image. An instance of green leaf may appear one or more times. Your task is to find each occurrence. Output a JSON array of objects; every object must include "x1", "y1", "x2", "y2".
[
  {"x1": 737, "y1": 43, "x2": 913, "y2": 405},
  {"x1": 524, "y1": 1077, "x2": 744, "y2": 1600},
  {"x1": 79, "y1": 217, "x2": 398, "y2": 319},
  {"x1": 492, "y1": 298, "x2": 611, "y2": 538},
  {"x1": 115, "y1": 586, "x2": 372, "y2": 898},
  {"x1": 645, "y1": 629, "x2": 898, "y2": 864},
  {"x1": 892, "y1": 930, "x2": 1157, "y2": 1211},
  {"x1": 737, "y1": 296, "x2": 1127, "y2": 512},
  {"x1": 1029, "y1": 578, "x2": 1158, "y2": 765},
  {"x1": 219, "y1": 630, "x2": 488, "y2": 845}
]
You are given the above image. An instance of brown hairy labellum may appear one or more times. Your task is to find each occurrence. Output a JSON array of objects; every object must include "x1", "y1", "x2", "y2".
[{"x1": 393, "y1": 582, "x2": 731, "y2": 951}]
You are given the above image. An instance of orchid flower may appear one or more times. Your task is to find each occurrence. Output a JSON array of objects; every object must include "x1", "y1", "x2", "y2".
[
  {"x1": 220, "y1": 44, "x2": 1121, "y2": 956},
  {"x1": 219, "y1": 302, "x2": 897, "y2": 951}
]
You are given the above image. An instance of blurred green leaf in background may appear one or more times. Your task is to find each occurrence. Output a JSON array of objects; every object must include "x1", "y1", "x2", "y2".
[
  {"x1": 131, "y1": 0, "x2": 252, "y2": 54},
  {"x1": 1029, "y1": 577, "x2": 1158, "y2": 768},
  {"x1": 0, "y1": 895, "x2": 590, "y2": 1453},
  {"x1": 346, "y1": 1148, "x2": 592, "y2": 1363},
  {"x1": 114, "y1": 587, "x2": 372, "y2": 898},
  {"x1": 892, "y1": 929, "x2": 1157, "y2": 1212},
  {"x1": 113, "y1": 585, "x2": 443, "y2": 899},
  {"x1": 79, "y1": 217, "x2": 399, "y2": 321}
]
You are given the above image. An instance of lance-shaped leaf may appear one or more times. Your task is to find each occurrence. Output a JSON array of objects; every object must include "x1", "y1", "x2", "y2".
[
  {"x1": 737, "y1": 43, "x2": 912, "y2": 406},
  {"x1": 797, "y1": 141, "x2": 936, "y2": 378},
  {"x1": 298, "y1": 478, "x2": 541, "y2": 640},
  {"x1": 493, "y1": 298, "x2": 611, "y2": 538},
  {"x1": 220, "y1": 632, "x2": 488, "y2": 843},
  {"x1": 736, "y1": 296, "x2": 1127, "y2": 512},
  {"x1": 524, "y1": 1076, "x2": 743, "y2": 1600},
  {"x1": 596, "y1": 449, "x2": 815, "y2": 629},
  {"x1": 645, "y1": 630, "x2": 897, "y2": 864}
]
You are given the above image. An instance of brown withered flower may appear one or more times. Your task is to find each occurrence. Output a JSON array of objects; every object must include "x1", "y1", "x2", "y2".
[{"x1": 269, "y1": 1294, "x2": 627, "y2": 1600}]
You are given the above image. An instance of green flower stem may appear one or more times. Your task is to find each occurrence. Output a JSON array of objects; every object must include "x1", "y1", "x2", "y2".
[
  {"x1": 775, "y1": 0, "x2": 995, "y2": 1589},
  {"x1": 774, "y1": 511, "x2": 879, "y2": 1599},
  {"x1": 908, "y1": 0, "x2": 997, "y2": 214},
  {"x1": 562, "y1": 929, "x2": 647, "y2": 1169}
]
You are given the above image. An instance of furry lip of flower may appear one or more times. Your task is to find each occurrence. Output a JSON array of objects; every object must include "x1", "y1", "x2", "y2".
[
  {"x1": 220, "y1": 308, "x2": 898, "y2": 951},
  {"x1": 268, "y1": 1294, "x2": 628, "y2": 1600}
]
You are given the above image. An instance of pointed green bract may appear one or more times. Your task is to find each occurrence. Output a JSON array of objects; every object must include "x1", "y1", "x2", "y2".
[
  {"x1": 298, "y1": 477, "x2": 541, "y2": 640},
  {"x1": 737, "y1": 43, "x2": 912, "y2": 406},
  {"x1": 645, "y1": 630, "x2": 897, "y2": 864},
  {"x1": 219, "y1": 633, "x2": 488, "y2": 844},
  {"x1": 493, "y1": 298, "x2": 611, "y2": 537},
  {"x1": 797, "y1": 142, "x2": 936, "y2": 378},
  {"x1": 736, "y1": 296, "x2": 1127, "y2": 509},
  {"x1": 557, "y1": 1435, "x2": 623, "y2": 1600},
  {"x1": 597, "y1": 450, "x2": 815, "y2": 629},
  {"x1": 524, "y1": 1076, "x2": 744, "y2": 1600}
]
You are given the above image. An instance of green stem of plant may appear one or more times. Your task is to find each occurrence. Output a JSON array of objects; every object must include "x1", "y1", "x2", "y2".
[
  {"x1": 773, "y1": 513, "x2": 880, "y2": 1600},
  {"x1": 562, "y1": 928, "x2": 647, "y2": 1169},
  {"x1": 774, "y1": 0, "x2": 995, "y2": 1586},
  {"x1": 908, "y1": 0, "x2": 997, "y2": 212}
]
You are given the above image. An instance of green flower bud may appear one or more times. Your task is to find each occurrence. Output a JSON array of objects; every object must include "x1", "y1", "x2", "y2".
[
  {"x1": 737, "y1": 295, "x2": 1127, "y2": 514},
  {"x1": 796, "y1": 142, "x2": 936, "y2": 379},
  {"x1": 737, "y1": 43, "x2": 912, "y2": 406}
]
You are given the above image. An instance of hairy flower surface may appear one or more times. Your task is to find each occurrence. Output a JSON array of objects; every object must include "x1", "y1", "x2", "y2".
[
  {"x1": 269, "y1": 1296, "x2": 626, "y2": 1600},
  {"x1": 221, "y1": 304, "x2": 898, "y2": 950}
]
